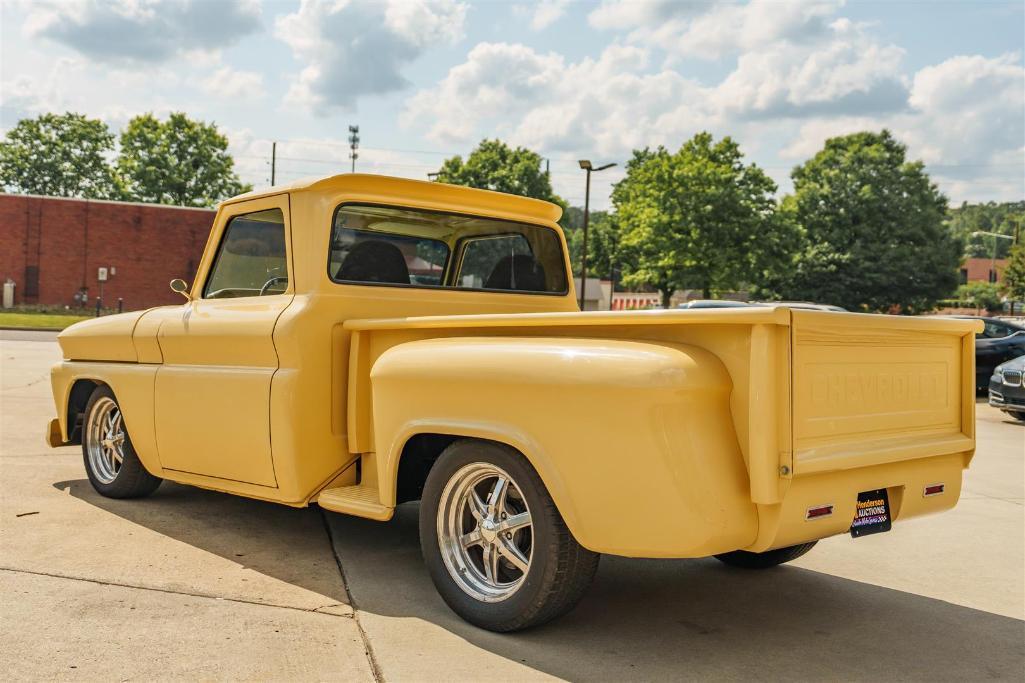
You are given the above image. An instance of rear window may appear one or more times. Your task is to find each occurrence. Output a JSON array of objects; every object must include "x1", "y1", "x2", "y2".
[{"x1": 328, "y1": 204, "x2": 567, "y2": 295}]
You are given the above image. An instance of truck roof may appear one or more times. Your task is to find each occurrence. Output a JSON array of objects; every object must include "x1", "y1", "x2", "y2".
[{"x1": 221, "y1": 173, "x2": 564, "y2": 225}]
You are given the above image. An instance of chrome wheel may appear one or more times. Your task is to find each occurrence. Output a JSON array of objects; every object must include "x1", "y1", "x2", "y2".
[
  {"x1": 437, "y1": 462, "x2": 534, "y2": 603},
  {"x1": 85, "y1": 396, "x2": 125, "y2": 484}
]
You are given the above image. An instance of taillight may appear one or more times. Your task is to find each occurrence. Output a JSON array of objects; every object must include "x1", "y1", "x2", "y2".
[
  {"x1": 924, "y1": 483, "x2": 945, "y2": 497},
  {"x1": 806, "y1": 504, "x2": 834, "y2": 520}
]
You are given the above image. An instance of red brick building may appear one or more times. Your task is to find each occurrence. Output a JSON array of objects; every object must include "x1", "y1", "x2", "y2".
[
  {"x1": 0, "y1": 194, "x2": 214, "y2": 311},
  {"x1": 960, "y1": 257, "x2": 1009, "y2": 285}
]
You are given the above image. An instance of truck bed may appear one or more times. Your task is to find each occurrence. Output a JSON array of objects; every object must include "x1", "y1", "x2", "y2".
[{"x1": 331, "y1": 306, "x2": 979, "y2": 556}]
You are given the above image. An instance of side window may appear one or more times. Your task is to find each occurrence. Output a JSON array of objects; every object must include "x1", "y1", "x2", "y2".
[
  {"x1": 204, "y1": 208, "x2": 288, "y2": 299},
  {"x1": 330, "y1": 229, "x2": 448, "y2": 287},
  {"x1": 985, "y1": 321, "x2": 1020, "y2": 339},
  {"x1": 457, "y1": 235, "x2": 536, "y2": 291}
]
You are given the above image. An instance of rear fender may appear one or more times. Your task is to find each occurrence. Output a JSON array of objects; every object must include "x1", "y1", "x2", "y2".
[{"x1": 368, "y1": 337, "x2": 759, "y2": 557}]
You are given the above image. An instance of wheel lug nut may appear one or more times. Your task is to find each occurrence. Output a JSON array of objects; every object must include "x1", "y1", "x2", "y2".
[{"x1": 505, "y1": 532, "x2": 512, "y2": 539}]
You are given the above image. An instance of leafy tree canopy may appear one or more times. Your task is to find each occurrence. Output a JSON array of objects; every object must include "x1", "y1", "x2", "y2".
[
  {"x1": 562, "y1": 206, "x2": 615, "y2": 276},
  {"x1": 0, "y1": 112, "x2": 119, "y2": 199},
  {"x1": 778, "y1": 130, "x2": 960, "y2": 313},
  {"x1": 117, "y1": 112, "x2": 251, "y2": 208},
  {"x1": 1003, "y1": 242, "x2": 1025, "y2": 302},
  {"x1": 434, "y1": 139, "x2": 565, "y2": 209},
  {"x1": 955, "y1": 281, "x2": 1003, "y2": 313},
  {"x1": 948, "y1": 201, "x2": 1023, "y2": 259},
  {"x1": 610, "y1": 133, "x2": 794, "y2": 307}
]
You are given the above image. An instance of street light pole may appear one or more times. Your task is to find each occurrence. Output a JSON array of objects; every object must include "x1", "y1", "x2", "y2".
[{"x1": 577, "y1": 160, "x2": 616, "y2": 310}]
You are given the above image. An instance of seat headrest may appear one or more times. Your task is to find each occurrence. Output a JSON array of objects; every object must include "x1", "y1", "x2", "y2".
[
  {"x1": 335, "y1": 240, "x2": 410, "y2": 284},
  {"x1": 484, "y1": 254, "x2": 546, "y2": 292}
]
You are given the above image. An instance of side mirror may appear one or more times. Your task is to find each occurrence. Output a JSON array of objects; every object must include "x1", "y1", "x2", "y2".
[{"x1": 169, "y1": 279, "x2": 191, "y2": 301}]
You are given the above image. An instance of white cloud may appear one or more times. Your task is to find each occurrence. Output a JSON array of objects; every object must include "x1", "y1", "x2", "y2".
[
  {"x1": 404, "y1": 21, "x2": 907, "y2": 154},
  {"x1": 201, "y1": 66, "x2": 265, "y2": 101},
  {"x1": 275, "y1": 0, "x2": 467, "y2": 114},
  {"x1": 24, "y1": 0, "x2": 262, "y2": 62},
  {"x1": 0, "y1": 57, "x2": 84, "y2": 129},
  {"x1": 714, "y1": 19, "x2": 907, "y2": 119},
  {"x1": 906, "y1": 53, "x2": 1024, "y2": 166},
  {"x1": 530, "y1": 0, "x2": 570, "y2": 30},
  {"x1": 589, "y1": 0, "x2": 842, "y2": 60},
  {"x1": 778, "y1": 53, "x2": 1025, "y2": 202},
  {"x1": 402, "y1": 42, "x2": 715, "y2": 156}
]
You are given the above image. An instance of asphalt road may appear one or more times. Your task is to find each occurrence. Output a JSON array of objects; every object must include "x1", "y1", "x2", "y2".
[{"x1": 2, "y1": 330, "x2": 1022, "y2": 681}]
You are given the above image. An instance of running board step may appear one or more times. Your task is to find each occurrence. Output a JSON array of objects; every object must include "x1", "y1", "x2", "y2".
[{"x1": 316, "y1": 485, "x2": 392, "y2": 521}]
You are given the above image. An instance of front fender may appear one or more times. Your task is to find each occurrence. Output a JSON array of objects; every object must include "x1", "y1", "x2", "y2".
[
  {"x1": 49, "y1": 361, "x2": 162, "y2": 476},
  {"x1": 369, "y1": 337, "x2": 758, "y2": 557}
]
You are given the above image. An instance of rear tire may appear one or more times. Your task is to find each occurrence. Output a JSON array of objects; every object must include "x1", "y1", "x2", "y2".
[
  {"x1": 419, "y1": 439, "x2": 599, "y2": 632},
  {"x1": 82, "y1": 386, "x2": 162, "y2": 499},
  {"x1": 714, "y1": 541, "x2": 817, "y2": 569}
]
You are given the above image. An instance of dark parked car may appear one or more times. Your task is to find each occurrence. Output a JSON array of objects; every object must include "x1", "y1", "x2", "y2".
[
  {"x1": 988, "y1": 355, "x2": 1025, "y2": 422},
  {"x1": 936, "y1": 316, "x2": 1025, "y2": 391},
  {"x1": 974, "y1": 318, "x2": 1025, "y2": 391}
]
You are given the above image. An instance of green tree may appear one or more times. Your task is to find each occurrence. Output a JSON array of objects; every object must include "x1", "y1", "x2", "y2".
[
  {"x1": 1003, "y1": 242, "x2": 1025, "y2": 303},
  {"x1": 956, "y1": 281, "x2": 1003, "y2": 313},
  {"x1": 611, "y1": 134, "x2": 792, "y2": 307},
  {"x1": 780, "y1": 130, "x2": 959, "y2": 313},
  {"x1": 947, "y1": 201, "x2": 1023, "y2": 259},
  {"x1": 117, "y1": 112, "x2": 250, "y2": 207},
  {"x1": 434, "y1": 139, "x2": 565, "y2": 208},
  {"x1": 0, "y1": 112, "x2": 119, "y2": 198},
  {"x1": 562, "y1": 206, "x2": 616, "y2": 276}
]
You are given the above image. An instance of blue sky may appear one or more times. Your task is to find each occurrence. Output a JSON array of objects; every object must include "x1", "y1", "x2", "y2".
[{"x1": 2, "y1": 0, "x2": 1023, "y2": 210}]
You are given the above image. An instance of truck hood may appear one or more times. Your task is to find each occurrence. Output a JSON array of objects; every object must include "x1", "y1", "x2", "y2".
[{"x1": 58, "y1": 311, "x2": 145, "y2": 362}]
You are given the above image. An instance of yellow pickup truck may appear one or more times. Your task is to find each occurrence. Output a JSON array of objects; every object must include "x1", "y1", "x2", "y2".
[{"x1": 47, "y1": 174, "x2": 980, "y2": 631}]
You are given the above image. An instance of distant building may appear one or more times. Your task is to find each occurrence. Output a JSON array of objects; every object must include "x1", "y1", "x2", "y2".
[
  {"x1": 0, "y1": 194, "x2": 214, "y2": 311},
  {"x1": 961, "y1": 257, "x2": 1009, "y2": 284},
  {"x1": 573, "y1": 277, "x2": 607, "y2": 310}
]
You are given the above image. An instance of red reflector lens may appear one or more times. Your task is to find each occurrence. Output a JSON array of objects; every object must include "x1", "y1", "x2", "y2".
[
  {"x1": 806, "y1": 504, "x2": 834, "y2": 519},
  {"x1": 924, "y1": 484, "x2": 945, "y2": 497}
]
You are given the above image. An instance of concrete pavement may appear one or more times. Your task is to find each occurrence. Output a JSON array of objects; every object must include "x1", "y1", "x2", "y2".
[{"x1": 2, "y1": 330, "x2": 1023, "y2": 680}]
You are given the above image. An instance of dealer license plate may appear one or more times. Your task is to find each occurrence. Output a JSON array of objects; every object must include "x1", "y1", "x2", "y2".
[{"x1": 850, "y1": 488, "x2": 892, "y2": 538}]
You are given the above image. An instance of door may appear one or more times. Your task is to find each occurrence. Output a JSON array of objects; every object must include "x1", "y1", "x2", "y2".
[{"x1": 154, "y1": 195, "x2": 293, "y2": 486}]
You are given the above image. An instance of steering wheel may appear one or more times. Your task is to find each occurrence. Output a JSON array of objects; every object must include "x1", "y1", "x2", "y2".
[{"x1": 259, "y1": 276, "x2": 288, "y2": 296}]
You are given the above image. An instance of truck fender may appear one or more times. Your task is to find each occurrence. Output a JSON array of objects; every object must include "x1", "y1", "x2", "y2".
[{"x1": 367, "y1": 336, "x2": 759, "y2": 558}]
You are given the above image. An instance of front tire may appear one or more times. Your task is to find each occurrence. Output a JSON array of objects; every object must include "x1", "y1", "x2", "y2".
[
  {"x1": 419, "y1": 440, "x2": 599, "y2": 632},
  {"x1": 82, "y1": 386, "x2": 162, "y2": 499},
  {"x1": 1003, "y1": 410, "x2": 1025, "y2": 423},
  {"x1": 714, "y1": 541, "x2": 817, "y2": 569}
]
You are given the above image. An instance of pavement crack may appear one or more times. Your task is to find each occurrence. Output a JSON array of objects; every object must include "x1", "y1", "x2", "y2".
[
  {"x1": 0, "y1": 566, "x2": 354, "y2": 618},
  {"x1": 320, "y1": 510, "x2": 385, "y2": 683}
]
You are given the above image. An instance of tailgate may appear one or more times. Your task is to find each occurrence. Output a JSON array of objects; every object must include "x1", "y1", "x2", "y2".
[{"x1": 790, "y1": 311, "x2": 980, "y2": 475}]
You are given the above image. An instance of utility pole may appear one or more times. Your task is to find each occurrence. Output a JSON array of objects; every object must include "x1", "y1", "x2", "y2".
[
  {"x1": 270, "y1": 141, "x2": 277, "y2": 186},
  {"x1": 348, "y1": 125, "x2": 360, "y2": 173}
]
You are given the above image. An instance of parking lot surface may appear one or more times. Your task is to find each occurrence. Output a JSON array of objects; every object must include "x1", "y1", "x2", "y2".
[{"x1": 2, "y1": 330, "x2": 1023, "y2": 680}]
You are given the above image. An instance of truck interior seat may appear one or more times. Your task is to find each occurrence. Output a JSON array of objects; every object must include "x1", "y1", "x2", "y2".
[
  {"x1": 485, "y1": 254, "x2": 546, "y2": 292},
  {"x1": 336, "y1": 240, "x2": 410, "y2": 284}
]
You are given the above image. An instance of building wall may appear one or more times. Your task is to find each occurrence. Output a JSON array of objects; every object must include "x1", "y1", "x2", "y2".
[
  {"x1": 962, "y1": 257, "x2": 1009, "y2": 284},
  {"x1": 0, "y1": 194, "x2": 214, "y2": 311}
]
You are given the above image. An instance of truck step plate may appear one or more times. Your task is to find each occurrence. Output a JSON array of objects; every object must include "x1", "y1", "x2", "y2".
[{"x1": 850, "y1": 488, "x2": 892, "y2": 538}]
